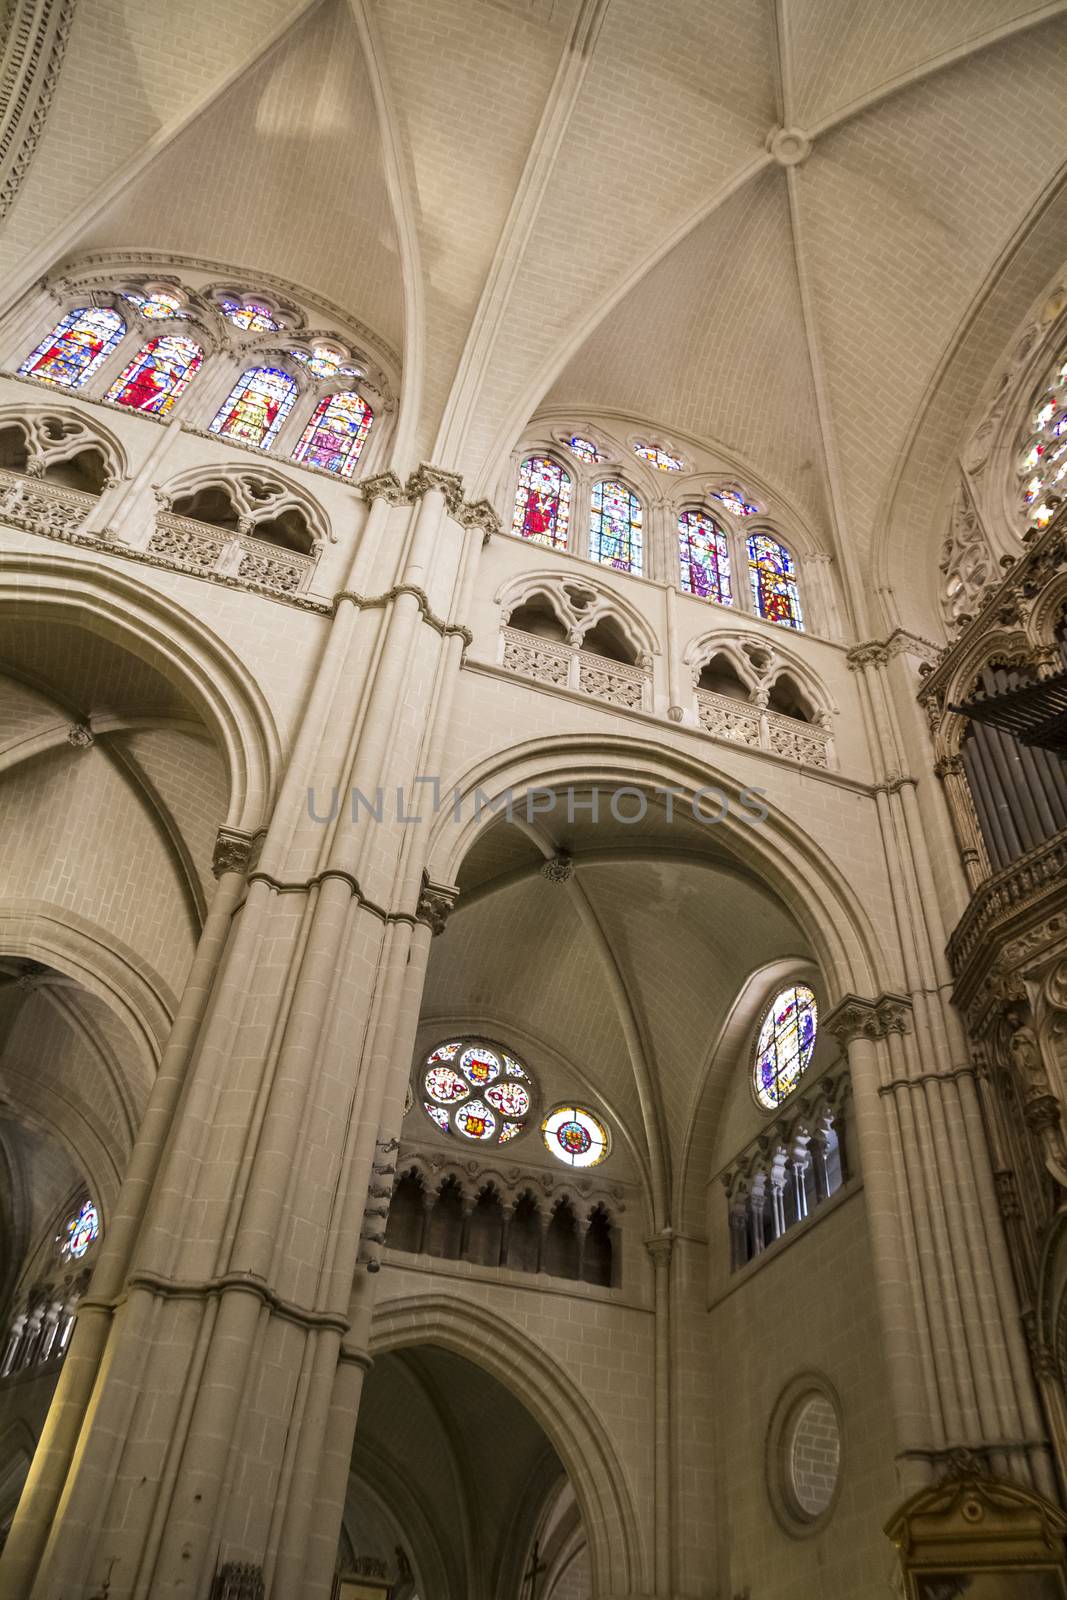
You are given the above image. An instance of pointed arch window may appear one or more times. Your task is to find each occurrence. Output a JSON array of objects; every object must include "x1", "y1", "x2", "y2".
[
  {"x1": 58, "y1": 1198, "x2": 99, "y2": 1261},
  {"x1": 19, "y1": 307, "x2": 126, "y2": 389},
  {"x1": 511, "y1": 455, "x2": 572, "y2": 549},
  {"x1": 679, "y1": 509, "x2": 732, "y2": 605},
  {"x1": 747, "y1": 534, "x2": 803, "y2": 630},
  {"x1": 291, "y1": 392, "x2": 373, "y2": 477},
  {"x1": 589, "y1": 479, "x2": 643, "y2": 575},
  {"x1": 209, "y1": 366, "x2": 297, "y2": 449},
  {"x1": 105, "y1": 335, "x2": 203, "y2": 416}
]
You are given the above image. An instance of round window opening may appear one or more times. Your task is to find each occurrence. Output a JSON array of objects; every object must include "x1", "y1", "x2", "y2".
[
  {"x1": 785, "y1": 1393, "x2": 840, "y2": 1522},
  {"x1": 541, "y1": 1105, "x2": 609, "y2": 1169},
  {"x1": 753, "y1": 983, "x2": 818, "y2": 1109},
  {"x1": 420, "y1": 1038, "x2": 534, "y2": 1145}
]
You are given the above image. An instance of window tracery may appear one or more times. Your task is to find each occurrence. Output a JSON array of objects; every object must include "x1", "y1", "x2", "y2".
[
  {"x1": 11, "y1": 267, "x2": 393, "y2": 482},
  {"x1": 541, "y1": 1106, "x2": 609, "y2": 1169},
  {"x1": 504, "y1": 438, "x2": 811, "y2": 630},
  {"x1": 632, "y1": 440, "x2": 684, "y2": 472},
  {"x1": 209, "y1": 366, "x2": 298, "y2": 450},
  {"x1": 1018, "y1": 351, "x2": 1067, "y2": 530},
  {"x1": 512, "y1": 455, "x2": 572, "y2": 549},
  {"x1": 420, "y1": 1039, "x2": 535, "y2": 1146},
  {"x1": 291, "y1": 391, "x2": 373, "y2": 477},
  {"x1": 19, "y1": 308, "x2": 125, "y2": 389},
  {"x1": 58, "y1": 1198, "x2": 98, "y2": 1260},
  {"x1": 747, "y1": 533, "x2": 803, "y2": 630},
  {"x1": 753, "y1": 983, "x2": 818, "y2": 1109},
  {"x1": 710, "y1": 482, "x2": 760, "y2": 517},
  {"x1": 105, "y1": 335, "x2": 203, "y2": 416},
  {"x1": 589, "y1": 479, "x2": 643, "y2": 575},
  {"x1": 678, "y1": 508, "x2": 732, "y2": 605}
]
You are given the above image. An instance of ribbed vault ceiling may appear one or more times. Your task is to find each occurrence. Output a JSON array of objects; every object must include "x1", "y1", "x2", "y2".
[{"x1": 3, "y1": 0, "x2": 1067, "y2": 632}]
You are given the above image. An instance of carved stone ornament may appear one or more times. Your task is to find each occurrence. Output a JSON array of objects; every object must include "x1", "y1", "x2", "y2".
[
  {"x1": 211, "y1": 1563, "x2": 265, "y2": 1600},
  {"x1": 415, "y1": 873, "x2": 459, "y2": 936},
  {"x1": 66, "y1": 722, "x2": 93, "y2": 749},
  {"x1": 644, "y1": 1228, "x2": 675, "y2": 1267},
  {"x1": 359, "y1": 470, "x2": 406, "y2": 506},
  {"x1": 541, "y1": 851, "x2": 574, "y2": 884},
  {"x1": 824, "y1": 992, "x2": 912, "y2": 1046},
  {"x1": 459, "y1": 497, "x2": 501, "y2": 543},
  {"x1": 212, "y1": 827, "x2": 258, "y2": 879},
  {"x1": 0, "y1": 0, "x2": 77, "y2": 222},
  {"x1": 406, "y1": 464, "x2": 465, "y2": 513}
]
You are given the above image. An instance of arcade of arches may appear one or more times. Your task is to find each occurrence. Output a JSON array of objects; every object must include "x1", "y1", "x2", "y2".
[{"x1": 3, "y1": 2, "x2": 1067, "y2": 1597}]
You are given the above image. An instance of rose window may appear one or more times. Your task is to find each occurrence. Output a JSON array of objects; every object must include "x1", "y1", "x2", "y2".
[{"x1": 421, "y1": 1039, "x2": 534, "y2": 1145}]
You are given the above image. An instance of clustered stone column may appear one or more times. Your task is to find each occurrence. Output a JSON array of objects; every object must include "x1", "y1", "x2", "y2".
[
  {"x1": 826, "y1": 992, "x2": 1054, "y2": 1497},
  {"x1": 0, "y1": 468, "x2": 493, "y2": 1600}
]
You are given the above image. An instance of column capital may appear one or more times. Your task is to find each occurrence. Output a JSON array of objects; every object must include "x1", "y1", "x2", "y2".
[
  {"x1": 406, "y1": 463, "x2": 465, "y2": 512},
  {"x1": 212, "y1": 826, "x2": 262, "y2": 879},
  {"x1": 644, "y1": 1227, "x2": 675, "y2": 1267},
  {"x1": 824, "y1": 991, "x2": 912, "y2": 1045},
  {"x1": 359, "y1": 470, "x2": 406, "y2": 506},
  {"x1": 415, "y1": 872, "x2": 460, "y2": 936}
]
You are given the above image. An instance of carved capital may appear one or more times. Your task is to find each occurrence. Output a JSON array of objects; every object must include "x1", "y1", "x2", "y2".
[
  {"x1": 824, "y1": 992, "x2": 911, "y2": 1046},
  {"x1": 846, "y1": 641, "x2": 889, "y2": 671},
  {"x1": 644, "y1": 1228, "x2": 675, "y2": 1268},
  {"x1": 359, "y1": 470, "x2": 406, "y2": 506},
  {"x1": 212, "y1": 826, "x2": 260, "y2": 879},
  {"x1": 416, "y1": 872, "x2": 459, "y2": 936},
  {"x1": 459, "y1": 497, "x2": 501, "y2": 543},
  {"x1": 406, "y1": 464, "x2": 465, "y2": 513}
]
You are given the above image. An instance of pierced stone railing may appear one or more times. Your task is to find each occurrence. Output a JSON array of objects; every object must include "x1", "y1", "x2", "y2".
[
  {"x1": 947, "y1": 829, "x2": 1067, "y2": 977},
  {"x1": 696, "y1": 688, "x2": 833, "y2": 768},
  {"x1": 0, "y1": 465, "x2": 95, "y2": 539},
  {"x1": 500, "y1": 626, "x2": 652, "y2": 711},
  {"x1": 149, "y1": 511, "x2": 315, "y2": 596}
]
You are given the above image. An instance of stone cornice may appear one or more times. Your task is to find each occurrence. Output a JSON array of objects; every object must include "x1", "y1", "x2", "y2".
[
  {"x1": 334, "y1": 583, "x2": 473, "y2": 645},
  {"x1": 119, "y1": 1269, "x2": 349, "y2": 1336}
]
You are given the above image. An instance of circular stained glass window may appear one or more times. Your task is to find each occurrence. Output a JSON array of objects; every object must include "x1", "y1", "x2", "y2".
[
  {"x1": 420, "y1": 1038, "x2": 534, "y2": 1145},
  {"x1": 753, "y1": 984, "x2": 818, "y2": 1110},
  {"x1": 57, "y1": 1198, "x2": 99, "y2": 1261},
  {"x1": 542, "y1": 1106, "x2": 609, "y2": 1169}
]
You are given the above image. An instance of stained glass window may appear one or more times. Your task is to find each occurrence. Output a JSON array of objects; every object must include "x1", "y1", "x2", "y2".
[
  {"x1": 123, "y1": 290, "x2": 187, "y2": 320},
  {"x1": 747, "y1": 534, "x2": 803, "y2": 630},
  {"x1": 105, "y1": 335, "x2": 203, "y2": 416},
  {"x1": 420, "y1": 1038, "x2": 535, "y2": 1144},
  {"x1": 753, "y1": 984, "x2": 817, "y2": 1109},
  {"x1": 566, "y1": 434, "x2": 600, "y2": 462},
  {"x1": 1018, "y1": 356, "x2": 1067, "y2": 529},
  {"x1": 679, "y1": 509, "x2": 732, "y2": 605},
  {"x1": 291, "y1": 392, "x2": 373, "y2": 477},
  {"x1": 218, "y1": 297, "x2": 279, "y2": 332},
  {"x1": 209, "y1": 367, "x2": 297, "y2": 449},
  {"x1": 20, "y1": 307, "x2": 126, "y2": 389},
  {"x1": 711, "y1": 484, "x2": 759, "y2": 517},
  {"x1": 589, "y1": 480, "x2": 643, "y2": 574},
  {"x1": 633, "y1": 441, "x2": 684, "y2": 472},
  {"x1": 542, "y1": 1106, "x2": 608, "y2": 1169},
  {"x1": 57, "y1": 1199, "x2": 99, "y2": 1260},
  {"x1": 512, "y1": 456, "x2": 572, "y2": 549},
  {"x1": 291, "y1": 345, "x2": 362, "y2": 379}
]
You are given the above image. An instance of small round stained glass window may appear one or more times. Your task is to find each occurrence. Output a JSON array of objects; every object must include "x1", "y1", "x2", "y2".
[
  {"x1": 420, "y1": 1038, "x2": 534, "y2": 1145},
  {"x1": 753, "y1": 984, "x2": 817, "y2": 1109},
  {"x1": 57, "y1": 1198, "x2": 99, "y2": 1260},
  {"x1": 542, "y1": 1106, "x2": 609, "y2": 1169}
]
